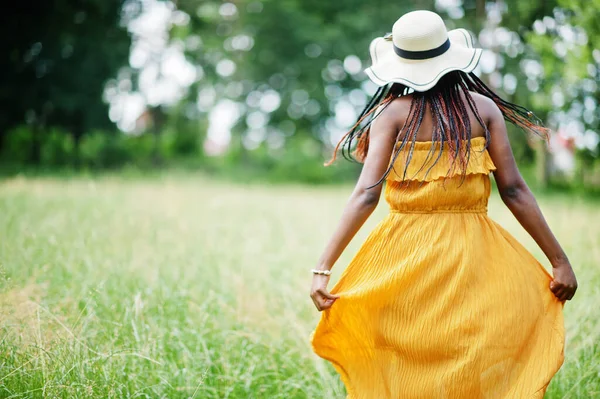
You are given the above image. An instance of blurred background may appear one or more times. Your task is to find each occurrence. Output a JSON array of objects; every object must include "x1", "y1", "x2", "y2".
[
  {"x1": 1, "y1": 0, "x2": 598, "y2": 190},
  {"x1": 1, "y1": 2, "x2": 599, "y2": 397}
]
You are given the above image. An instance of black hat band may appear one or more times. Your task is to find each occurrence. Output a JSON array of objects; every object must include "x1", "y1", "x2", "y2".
[{"x1": 393, "y1": 38, "x2": 451, "y2": 60}]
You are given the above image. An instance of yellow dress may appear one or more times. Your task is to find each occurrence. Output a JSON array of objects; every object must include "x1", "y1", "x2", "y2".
[{"x1": 310, "y1": 137, "x2": 565, "y2": 399}]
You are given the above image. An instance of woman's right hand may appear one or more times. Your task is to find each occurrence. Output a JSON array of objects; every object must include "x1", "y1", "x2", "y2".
[
  {"x1": 310, "y1": 275, "x2": 340, "y2": 311},
  {"x1": 549, "y1": 261, "x2": 578, "y2": 301}
]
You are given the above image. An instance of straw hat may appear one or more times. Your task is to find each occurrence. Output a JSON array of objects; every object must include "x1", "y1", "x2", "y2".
[{"x1": 363, "y1": 10, "x2": 482, "y2": 91}]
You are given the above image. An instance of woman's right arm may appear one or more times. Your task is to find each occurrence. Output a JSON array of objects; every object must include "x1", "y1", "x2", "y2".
[{"x1": 485, "y1": 98, "x2": 577, "y2": 301}]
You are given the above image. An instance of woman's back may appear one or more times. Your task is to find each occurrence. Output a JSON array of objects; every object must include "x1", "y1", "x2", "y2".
[{"x1": 382, "y1": 90, "x2": 493, "y2": 143}]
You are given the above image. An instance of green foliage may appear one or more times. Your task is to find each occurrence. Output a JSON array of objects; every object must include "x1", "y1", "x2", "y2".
[
  {"x1": 159, "y1": 116, "x2": 205, "y2": 159},
  {"x1": 526, "y1": 2, "x2": 599, "y2": 137},
  {"x1": 41, "y1": 128, "x2": 76, "y2": 167},
  {"x1": 1, "y1": 126, "x2": 36, "y2": 165},
  {"x1": 79, "y1": 131, "x2": 135, "y2": 169},
  {"x1": 1, "y1": 126, "x2": 74, "y2": 167},
  {"x1": 203, "y1": 135, "x2": 360, "y2": 184}
]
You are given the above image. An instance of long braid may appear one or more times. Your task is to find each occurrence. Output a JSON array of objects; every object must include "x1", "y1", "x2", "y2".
[
  {"x1": 463, "y1": 72, "x2": 550, "y2": 140},
  {"x1": 449, "y1": 82, "x2": 472, "y2": 183}
]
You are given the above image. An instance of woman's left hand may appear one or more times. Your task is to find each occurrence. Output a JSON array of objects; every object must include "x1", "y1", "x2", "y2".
[
  {"x1": 550, "y1": 261, "x2": 578, "y2": 301},
  {"x1": 310, "y1": 275, "x2": 340, "y2": 311}
]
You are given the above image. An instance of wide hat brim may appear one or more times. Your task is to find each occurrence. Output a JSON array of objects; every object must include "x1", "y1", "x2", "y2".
[{"x1": 364, "y1": 28, "x2": 482, "y2": 92}]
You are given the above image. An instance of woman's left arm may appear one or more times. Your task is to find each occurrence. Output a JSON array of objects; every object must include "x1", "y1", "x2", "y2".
[{"x1": 310, "y1": 104, "x2": 399, "y2": 311}]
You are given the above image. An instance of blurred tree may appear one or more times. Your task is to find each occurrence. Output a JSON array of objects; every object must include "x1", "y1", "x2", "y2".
[
  {"x1": 179, "y1": 0, "x2": 436, "y2": 162},
  {"x1": 527, "y1": 1, "x2": 599, "y2": 166},
  {"x1": 0, "y1": 0, "x2": 138, "y2": 164}
]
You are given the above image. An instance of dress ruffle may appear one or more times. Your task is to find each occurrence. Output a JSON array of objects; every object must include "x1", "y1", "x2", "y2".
[{"x1": 386, "y1": 136, "x2": 497, "y2": 183}]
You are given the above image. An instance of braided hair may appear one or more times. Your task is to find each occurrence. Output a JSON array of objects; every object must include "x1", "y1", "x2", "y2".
[{"x1": 326, "y1": 71, "x2": 549, "y2": 187}]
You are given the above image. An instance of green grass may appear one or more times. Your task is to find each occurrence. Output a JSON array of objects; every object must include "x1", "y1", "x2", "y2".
[{"x1": 0, "y1": 175, "x2": 598, "y2": 398}]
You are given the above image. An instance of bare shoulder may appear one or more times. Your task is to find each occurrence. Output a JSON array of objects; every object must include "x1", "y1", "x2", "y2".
[
  {"x1": 373, "y1": 95, "x2": 411, "y2": 129},
  {"x1": 388, "y1": 94, "x2": 413, "y2": 115},
  {"x1": 469, "y1": 91, "x2": 502, "y2": 121}
]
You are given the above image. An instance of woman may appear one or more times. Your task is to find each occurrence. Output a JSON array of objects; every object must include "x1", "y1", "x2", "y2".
[{"x1": 309, "y1": 10, "x2": 577, "y2": 399}]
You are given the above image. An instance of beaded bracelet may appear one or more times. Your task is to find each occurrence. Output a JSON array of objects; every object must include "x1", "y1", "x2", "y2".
[{"x1": 311, "y1": 269, "x2": 332, "y2": 276}]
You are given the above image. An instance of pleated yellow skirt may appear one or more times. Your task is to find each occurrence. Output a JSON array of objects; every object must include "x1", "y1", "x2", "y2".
[{"x1": 310, "y1": 138, "x2": 565, "y2": 398}]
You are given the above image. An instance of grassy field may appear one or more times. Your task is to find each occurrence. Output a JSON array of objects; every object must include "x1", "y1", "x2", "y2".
[{"x1": 0, "y1": 175, "x2": 598, "y2": 398}]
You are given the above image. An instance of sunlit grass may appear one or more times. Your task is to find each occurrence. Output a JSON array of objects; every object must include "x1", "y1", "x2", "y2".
[{"x1": 0, "y1": 175, "x2": 598, "y2": 398}]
